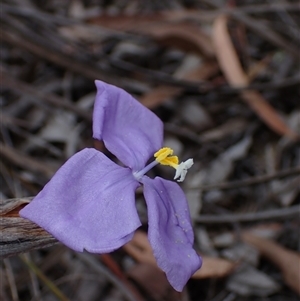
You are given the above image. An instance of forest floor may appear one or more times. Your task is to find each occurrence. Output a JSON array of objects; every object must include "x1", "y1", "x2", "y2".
[{"x1": 1, "y1": 1, "x2": 300, "y2": 301}]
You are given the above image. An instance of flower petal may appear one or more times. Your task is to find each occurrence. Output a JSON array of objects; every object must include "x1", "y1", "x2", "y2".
[
  {"x1": 93, "y1": 80, "x2": 163, "y2": 171},
  {"x1": 20, "y1": 148, "x2": 141, "y2": 253},
  {"x1": 142, "y1": 176, "x2": 202, "y2": 292}
]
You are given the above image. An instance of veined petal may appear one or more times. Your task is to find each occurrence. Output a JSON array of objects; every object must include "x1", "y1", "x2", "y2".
[
  {"x1": 142, "y1": 176, "x2": 202, "y2": 292},
  {"x1": 20, "y1": 148, "x2": 141, "y2": 253},
  {"x1": 93, "y1": 80, "x2": 163, "y2": 171}
]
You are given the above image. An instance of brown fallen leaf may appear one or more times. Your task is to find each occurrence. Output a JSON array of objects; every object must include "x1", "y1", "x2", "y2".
[
  {"x1": 128, "y1": 263, "x2": 180, "y2": 301},
  {"x1": 123, "y1": 231, "x2": 235, "y2": 279},
  {"x1": 123, "y1": 231, "x2": 157, "y2": 265},
  {"x1": 192, "y1": 256, "x2": 236, "y2": 279},
  {"x1": 242, "y1": 232, "x2": 300, "y2": 295},
  {"x1": 88, "y1": 14, "x2": 165, "y2": 31},
  {"x1": 140, "y1": 61, "x2": 219, "y2": 109},
  {"x1": 139, "y1": 22, "x2": 215, "y2": 58},
  {"x1": 90, "y1": 14, "x2": 214, "y2": 58},
  {"x1": 183, "y1": 60, "x2": 219, "y2": 82},
  {"x1": 212, "y1": 15, "x2": 298, "y2": 140},
  {"x1": 140, "y1": 85, "x2": 182, "y2": 109}
]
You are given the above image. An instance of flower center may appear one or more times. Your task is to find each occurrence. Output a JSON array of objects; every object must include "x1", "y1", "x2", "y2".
[{"x1": 133, "y1": 147, "x2": 193, "y2": 182}]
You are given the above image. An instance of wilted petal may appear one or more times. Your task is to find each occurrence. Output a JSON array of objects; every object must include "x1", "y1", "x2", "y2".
[
  {"x1": 20, "y1": 148, "x2": 141, "y2": 253},
  {"x1": 142, "y1": 176, "x2": 202, "y2": 292},
  {"x1": 93, "y1": 80, "x2": 163, "y2": 171}
]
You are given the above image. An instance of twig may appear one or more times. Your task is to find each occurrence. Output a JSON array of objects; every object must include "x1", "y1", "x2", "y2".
[
  {"x1": 1, "y1": 71, "x2": 92, "y2": 121},
  {"x1": 226, "y1": 3, "x2": 300, "y2": 14},
  {"x1": 169, "y1": 3, "x2": 300, "y2": 22},
  {"x1": 195, "y1": 166, "x2": 300, "y2": 191},
  {"x1": 230, "y1": 10, "x2": 300, "y2": 60},
  {"x1": 0, "y1": 28, "x2": 118, "y2": 85},
  {"x1": 23, "y1": 253, "x2": 42, "y2": 300},
  {"x1": 164, "y1": 123, "x2": 203, "y2": 145},
  {"x1": 0, "y1": 214, "x2": 58, "y2": 258},
  {"x1": 0, "y1": 143, "x2": 56, "y2": 178},
  {"x1": 109, "y1": 57, "x2": 210, "y2": 90},
  {"x1": 195, "y1": 204, "x2": 300, "y2": 223},
  {"x1": 266, "y1": 0, "x2": 300, "y2": 43},
  {"x1": 0, "y1": 198, "x2": 58, "y2": 258},
  {"x1": 76, "y1": 253, "x2": 139, "y2": 301},
  {"x1": 3, "y1": 259, "x2": 19, "y2": 301},
  {"x1": 2, "y1": 120, "x2": 62, "y2": 157},
  {"x1": 1, "y1": 3, "x2": 147, "y2": 40},
  {"x1": 20, "y1": 255, "x2": 70, "y2": 301}
]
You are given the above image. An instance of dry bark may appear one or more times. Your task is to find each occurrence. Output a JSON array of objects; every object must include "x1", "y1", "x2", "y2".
[{"x1": 0, "y1": 198, "x2": 58, "y2": 258}]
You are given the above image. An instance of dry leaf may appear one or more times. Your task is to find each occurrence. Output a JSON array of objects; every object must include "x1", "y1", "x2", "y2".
[
  {"x1": 124, "y1": 231, "x2": 235, "y2": 280},
  {"x1": 192, "y1": 256, "x2": 235, "y2": 279},
  {"x1": 89, "y1": 14, "x2": 165, "y2": 31},
  {"x1": 183, "y1": 60, "x2": 219, "y2": 82},
  {"x1": 212, "y1": 15, "x2": 298, "y2": 140},
  {"x1": 90, "y1": 14, "x2": 214, "y2": 58},
  {"x1": 140, "y1": 85, "x2": 182, "y2": 109},
  {"x1": 128, "y1": 263, "x2": 180, "y2": 301},
  {"x1": 124, "y1": 232, "x2": 179, "y2": 300},
  {"x1": 138, "y1": 22, "x2": 215, "y2": 58},
  {"x1": 242, "y1": 232, "x2": 300, "y2": 295},
  {"x1": 140, "y1": 61, "x2": 219, "y2": 109},
  {"x1": 123, "y1": 231, "x2": 156, "y2": 266}
]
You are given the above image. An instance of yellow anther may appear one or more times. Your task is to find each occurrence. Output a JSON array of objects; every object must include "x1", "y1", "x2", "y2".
[
  {"x1": 160, "y1": 156, "x2": 178, "y2": 168},
  {"x1": 154, "y1": 147, "x2": 173, "y2": 162},
  {"x1": 154, "y1": 147, "x2": 179, "y2": 168}
]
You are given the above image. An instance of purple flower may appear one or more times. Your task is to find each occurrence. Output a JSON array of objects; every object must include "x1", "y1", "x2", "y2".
[{"x1": 20, "y1": 80, "x2": 202, "y2": 291}]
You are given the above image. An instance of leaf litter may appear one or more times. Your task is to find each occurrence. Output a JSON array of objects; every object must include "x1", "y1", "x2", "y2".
[{"x1": 1, "y1": 0, "x2": 300, "y2": 300}]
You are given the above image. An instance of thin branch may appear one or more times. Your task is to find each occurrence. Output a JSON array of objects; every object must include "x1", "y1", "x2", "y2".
[
  {"x1": 0, "y1": 198, "x2": 58, "y2": 258},
  {"x1": 76, "y1": 253, "x2": 139, "y2": 301},
  {"x1": 0, "y1": 143, "x2": 56, "y2": 178},
  {"x1": 0, "y1": 28, "x2": 118, "y2": 85},
  {"x1": 195, "y1": 166, "x2": 300, "y2": 191},
  {"x1": 195, "y1": 205, "x2": 300, "y2": 223},
  {"x1": 3, "y1": 259, "x2": 19, "y2": 301},
  {"x1": 1, "y1": 71, "x2": 92, "y2": 121},
  {"x1": 20, "y1": 255, "x2": 70, "y2": 301}
]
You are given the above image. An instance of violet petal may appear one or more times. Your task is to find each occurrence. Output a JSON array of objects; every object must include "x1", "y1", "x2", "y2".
[
  {"x1": 20, "y1": 148, "x2": 141, "y2": 253},
  {"x1": 93, "y1": 80, "x2": 163, "y2": 171},
  {"x1": 142, "y1": 176, "x2": 202, "y2": 292}
]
